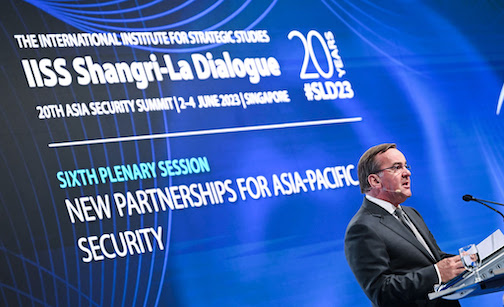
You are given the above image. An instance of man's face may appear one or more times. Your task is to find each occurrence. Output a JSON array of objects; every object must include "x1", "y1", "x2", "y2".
[{"x1": 373, "y1": 148, "x2": 412, "y2": 205}]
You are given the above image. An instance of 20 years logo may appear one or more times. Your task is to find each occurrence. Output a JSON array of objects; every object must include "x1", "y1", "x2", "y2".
[{"x1": 288, "y1": 30, "x2": 354, "y2": 101}]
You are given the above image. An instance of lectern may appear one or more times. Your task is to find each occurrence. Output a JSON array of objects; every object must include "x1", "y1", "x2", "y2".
[{"x1": 429, "y1": 246, "x2": 504, "y2": 300}]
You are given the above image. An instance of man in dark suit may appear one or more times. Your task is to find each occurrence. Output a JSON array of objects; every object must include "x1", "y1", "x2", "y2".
[{"x1": 345, "y1": 143, "x2": 465, "y2": 306}]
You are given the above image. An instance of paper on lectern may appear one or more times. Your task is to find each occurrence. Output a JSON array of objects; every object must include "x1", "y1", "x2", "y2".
[{"x1": 476, "y1": 229, "x2": 504, "y2": 261}]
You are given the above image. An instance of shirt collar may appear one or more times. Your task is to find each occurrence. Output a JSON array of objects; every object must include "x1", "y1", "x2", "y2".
[{"x1": 366, "y1": 194, "x2": 401, "y2": 215}]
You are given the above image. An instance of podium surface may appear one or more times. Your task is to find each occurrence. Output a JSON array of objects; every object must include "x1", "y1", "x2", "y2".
[{"x1": 429, "y1": 246, "x2": 504, "y2": 300}]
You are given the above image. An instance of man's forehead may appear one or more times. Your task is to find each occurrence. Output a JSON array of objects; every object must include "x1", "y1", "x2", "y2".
[{"x1": 377, "y1": 148, "x2": 406, "y2": 164}]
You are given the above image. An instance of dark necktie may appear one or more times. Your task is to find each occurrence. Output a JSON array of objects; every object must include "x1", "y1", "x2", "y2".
[{"x1": 395, "y1": 207, "x2": 435, "y2": 260}]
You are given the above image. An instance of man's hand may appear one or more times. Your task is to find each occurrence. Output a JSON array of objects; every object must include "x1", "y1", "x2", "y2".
[{"x1": 437, "y1": 255, "x2": 466, "y2": 283}]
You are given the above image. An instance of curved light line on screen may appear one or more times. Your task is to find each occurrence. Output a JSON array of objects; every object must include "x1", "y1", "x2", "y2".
[
  {"x1": 26, "y1": 0, "x2": 126, "y2": 9},
  {"x1": 26, "y1": 0, "x2": 276, "y2": 54},
  {"x1": 324, "y1": 0, "x2": 400, "y2": 48},
  {"x1": 342, "y1": 1, "x2": 401, "y2": 33},
  {"x1": 204, "y1": 0, "x2": 253, "y2": 30},
  {"x1": 49, "y1": 0, "x2": 224, "y2": 32},
  {"x1": 321, "y1": 0, "x2": 414, "y2": 72},
  {"x1": 238, "y1": 0, "x2": 276, "y2": 30},
  {"x1": 496, "y1": 82, "x2": 504, "y2": 115},
  {"x1": 45, "y1": 0, "x2": 194, "y2": 22},
  {"x1": 357, "y1": 0, "x2": 401, "y2": 16},
  {"x1": 37, "y1": 0, "x2": 164, "y2": 14},
  {"x1": 48, "y1": 118, "x2": 363, "y2": 148}
]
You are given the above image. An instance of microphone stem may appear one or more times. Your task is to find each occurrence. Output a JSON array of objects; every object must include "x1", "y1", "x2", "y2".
[
  {"x1": 475, "y1": 198, "x2": 504, "y2": 207},
  {"x1": 474, "y1": 199, "x2": 504, "y2": 221}
]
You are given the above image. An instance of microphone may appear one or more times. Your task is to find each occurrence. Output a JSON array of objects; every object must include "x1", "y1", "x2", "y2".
[
  {"x1": 383, "y1": 187, "x2": 402, "y2": 193},
  {"x1": 462, "y1": 194, "x2": 504, "y2": 220},
  {"x1": 462, "y1": 194, "x2": 473, "y2": 202},
  {"x1": 463, "y1": 194, "x2": 504, "y2": 206}
]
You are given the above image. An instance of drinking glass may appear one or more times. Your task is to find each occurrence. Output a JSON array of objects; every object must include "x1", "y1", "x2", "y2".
[{"x1": 459, "y1": 244, "x2": 482, "y2": 283}]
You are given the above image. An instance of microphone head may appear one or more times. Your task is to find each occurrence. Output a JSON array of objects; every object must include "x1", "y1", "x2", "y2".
[
  {"x1": 382, "y1": 187, "x2": 402, "y2": 193},
  {"x1": 462, "y1": 194, "x2": 473, "y2": 202}
]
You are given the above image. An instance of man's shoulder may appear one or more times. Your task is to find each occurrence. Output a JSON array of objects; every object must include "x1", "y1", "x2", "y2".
[
  {"x1": 346, "y1": 200, "x2": 383, "y2": 232},
  {"x1": 348, "y1": 205, "x2": 374, "y2": 223},
  {"x1": 352, "y1": 197, "x2": 389, "y2": 218}
]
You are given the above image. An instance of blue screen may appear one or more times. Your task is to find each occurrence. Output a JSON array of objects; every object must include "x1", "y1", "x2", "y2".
[{"x1": 1, "y1": 0, "x2": 504, "y2": 305}]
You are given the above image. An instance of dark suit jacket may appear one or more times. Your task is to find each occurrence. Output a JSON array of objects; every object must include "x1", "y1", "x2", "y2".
[{"x1": 344, "y1": 198, "x2": 460, "y2": 307}]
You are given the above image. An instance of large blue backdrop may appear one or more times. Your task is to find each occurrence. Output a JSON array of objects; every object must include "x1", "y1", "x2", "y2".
[{"x1": 1, "y1": 0, "x2": 504, "y2": 306}]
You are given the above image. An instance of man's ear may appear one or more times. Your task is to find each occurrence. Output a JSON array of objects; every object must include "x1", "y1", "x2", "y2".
[{"x1": 368, "y1": 174, "x2": 381, "y2": 188}]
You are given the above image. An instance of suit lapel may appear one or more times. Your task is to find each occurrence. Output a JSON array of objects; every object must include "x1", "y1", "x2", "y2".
[{"x1": 363, "y1": 199, "x2": 437, "y2": 262}]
